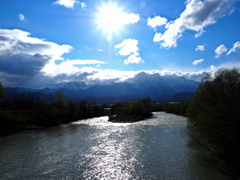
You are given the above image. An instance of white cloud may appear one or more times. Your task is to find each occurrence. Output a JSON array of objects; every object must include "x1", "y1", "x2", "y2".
[
  {"x1": 217, "y1": 61, "x2": 240, "y2": 69},
  {"x1": 41, "y1": 61, "x2": 79, "y2": 76},
  {"x1": 98, "y1": 49, "x2": 104, "y2": 52},
  {"x1": 80, "y1": 2, "x2": 86, "y2": 9},
  {"x1": 207, "y1": 61, "x2": 240, "y2": 74},
  {"x1": 41, "y1": 59, "x2": 106, "y2": 77},
  {"x1": 70, "y1": 64, "x2": 240, "y2": 86},
  {"x1": 228, "y1": 7, "x2": 237, "y2": 15},
  {"x1": 215, "y1": 44, "x2": 228, "y2": 58},
  {"x1": 115, "y1": 39, "x2": 139, "y2": 56},
  {"x1": 195, "y1": 45, "x2": 205, "y2": 51},
  {"x1": 153, "y1": 0, "x2": 237, "y2": 48},
  {"x1": 193, "y1": 59, "x2": 204, "y2": 65},
  {"x1": 85, "y1": 68, "x2": 136, "y2": 83},
  {"x1": 121, "y1": 13, "x2": 140, "y2": 24},
  {"x1": 147, "y1": 16, "x2": 167, "y2": 28},
  {"x1": 153, "y1": 32, "x2": 162, "y2": 42},
  {"x1": 62, "y1": 59, "x2": 106, "y2": 65},
  {"x1": 209, "y1": 65, "x2": 217, "y2": 71},
  {"x1": 124, "y1": 52, "x2": 144, "y2": 65},
  {"x1": 227, "y1": 41, "x2": 240, "y2": 55},
  {"x1": 0, "y1": 29, "x2": 72, "y2": 60},
  {"x1": 18, "y1": 14, "x2": 25, "y2": 21},
  {"x1": 195, "y1": 29, "x2": 206, "y2": 38},
  {"x1": 0, "y1": 29, "x2": 73, "y2": 86},
  {"x1": 85, "y1": 69, "x2": 208, "y2": 83},
  {"x1": 153, "y1": 19, "x2": 183, "y2": 48},
  {"x1": 54, "y1": 0, "x2": 78, "y2": 8},
  {"x1": 115, "y1": 39, "x2": 144, "y2": 64}
]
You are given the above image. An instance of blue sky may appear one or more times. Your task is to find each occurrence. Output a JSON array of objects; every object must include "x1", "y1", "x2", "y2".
[{"x1": 0, "y1": 0, "x2": 240, "y2": 87}]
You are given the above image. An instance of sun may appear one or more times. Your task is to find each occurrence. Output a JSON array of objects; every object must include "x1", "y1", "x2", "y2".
[{"x1": 96, "y1": 3, "x2": 125, "y2": 40}]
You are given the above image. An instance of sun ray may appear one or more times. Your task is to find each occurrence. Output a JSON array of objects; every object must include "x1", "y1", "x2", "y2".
[{"x1": 95, "y1": 2, "x2": 126, "y2": 41}]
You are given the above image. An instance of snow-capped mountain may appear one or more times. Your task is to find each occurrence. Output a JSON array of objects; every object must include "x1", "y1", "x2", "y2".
[
  {"x1": 33, "y1": 81, "x2": 89, "y2": 90},
  {"x1": 126, "y1": 72, "x2": 198, "y2": 98},
  {"x1": 7, "y1": 73, "x2": 199, "y2": 103}
]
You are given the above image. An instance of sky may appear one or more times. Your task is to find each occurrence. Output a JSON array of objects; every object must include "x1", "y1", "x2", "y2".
[{"x1": 0, "y1": 0, "x2": 240, "y2": 87}]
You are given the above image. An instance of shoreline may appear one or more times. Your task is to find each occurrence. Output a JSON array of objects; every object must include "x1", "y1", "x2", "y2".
[{"x1": 108, "y1": 115, "x2": 150, "y2": 123}]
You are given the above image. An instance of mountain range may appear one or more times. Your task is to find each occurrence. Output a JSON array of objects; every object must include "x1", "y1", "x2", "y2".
[{"x1": 6, "y1": 72, "x2": 199, "y2": 103}]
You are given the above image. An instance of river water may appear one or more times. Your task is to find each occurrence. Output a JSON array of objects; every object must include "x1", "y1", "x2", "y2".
[{"x1": 0, "y1": 112, "x2": 233, "y2": 179}]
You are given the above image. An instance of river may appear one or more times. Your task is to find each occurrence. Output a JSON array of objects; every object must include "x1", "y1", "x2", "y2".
[{"x1": 0, "y1": 112, "x2": 233, "y2": 179}]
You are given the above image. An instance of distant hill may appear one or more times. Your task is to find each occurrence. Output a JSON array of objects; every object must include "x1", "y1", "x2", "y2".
[
  {"x1": 168, "y1": 92, "x2": 195, "y2": 102},
  {"x1": 6, "y1": 74, "x2": 199, "y2": 103},
  {"x1": 33, "y1": 81, "x2": 89, "y2": 90}
]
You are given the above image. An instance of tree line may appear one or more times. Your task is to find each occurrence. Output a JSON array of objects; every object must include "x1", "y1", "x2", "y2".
[
  {"x1": 0, "y1": 88, "x2": 105, "y2": 135},
  {"x1": 0, "y1": 82, "x2": 153, "y2": 135},
  {"x1": 151, "y1": 101, "x2": 190, "y2": 116}
]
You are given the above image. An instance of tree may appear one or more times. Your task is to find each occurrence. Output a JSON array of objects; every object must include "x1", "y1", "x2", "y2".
[
  {"x1": 187, "y1": 68, "x2": 240, "y2": 166},
  {"x1": 54, "y1": 91, "x2": 66, "y2": 120},
  {"x1": 67, "y1": 100, "x2": 79, "y2": 122},
  {"x1": 55, "y1": 91, "x2": 65, "y2": 107},
  {"x1": 111, "y1": 97, "x2": 152, "y2": 122},
  {"x1": 0, "y1": 82, "x2": 7, "y2": 100},
  {"x1": 78, "y1": 99, "x2": 88, "y2": 119}
]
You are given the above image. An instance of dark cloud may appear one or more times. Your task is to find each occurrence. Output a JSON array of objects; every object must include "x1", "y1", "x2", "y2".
[
  {"x1": 125, "y1": 71, "x2": 208, "y2": 83},
  {"x1": 183, "y1": 0, "x2": 235, "y2": 30},
  {"x1": 0, "y1": 53, "x2": 50, "y2": 75},
  {"x1": 0, "y1": 53, "x2": 50, "y2": 87},
  {"x1": 0, "y1": 29, "x2": 73, "y2": 87},
  {"x1": 0, "y1": 72, "x2": 28, "y2": 87},
  {"x1": 24, "y1": 71, "x2": 96, "y2": 88},
  {"x1": 0, "y1": 35, "x2": 11, "y2": 41}
]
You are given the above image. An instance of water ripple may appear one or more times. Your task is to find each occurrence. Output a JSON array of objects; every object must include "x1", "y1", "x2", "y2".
[{"x1": 0, "y1": 112, "x2": 233, "y2": 179}]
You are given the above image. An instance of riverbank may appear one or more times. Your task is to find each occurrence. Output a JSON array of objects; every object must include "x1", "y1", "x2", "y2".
[{"x1": 108, "y1": 115, "x2": 149, "y2": 123}]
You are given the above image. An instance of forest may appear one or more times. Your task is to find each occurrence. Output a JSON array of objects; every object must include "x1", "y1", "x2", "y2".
[{"x1": 0, "y1": 87, "x2": 105, "y2": 135}]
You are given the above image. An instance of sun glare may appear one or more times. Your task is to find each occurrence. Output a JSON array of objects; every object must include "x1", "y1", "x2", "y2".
[{"x1": 96, "y1": 3, "x2": 125, "y2": 39}]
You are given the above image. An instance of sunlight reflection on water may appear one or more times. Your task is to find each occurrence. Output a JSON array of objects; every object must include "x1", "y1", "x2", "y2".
[
  {"x1": 0, "y1": 112, "x2": 233, "y2": 179},
  {"x1": 71, "y1": 116, "x2": 130, "y2": 126},
  {"x1": 72, "y1": 117, "x2": 140, "y2": 179}
]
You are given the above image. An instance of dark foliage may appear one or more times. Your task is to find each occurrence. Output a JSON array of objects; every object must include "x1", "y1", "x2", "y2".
[
  {"x1": 151, "y1": 101, "x2": 190, "y2": 116},
  {"x1": 110, "y1": 97, "x2": 152, "y2": 122},
  {"x1": 187, "y1": 68, "x2": 240, "y2": 171},
  {"x1": 0, "y1": 88, "x2": 105, "y2": 135},
  {"x1": 0, "y1": 82, "x2": 7, "y2": 100}
]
